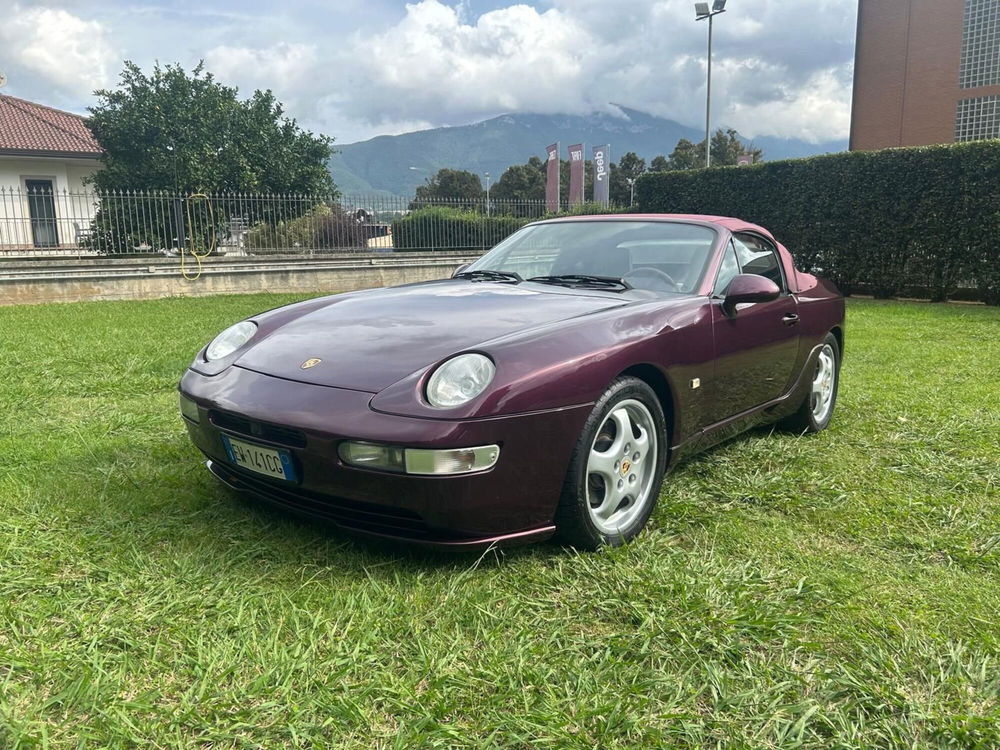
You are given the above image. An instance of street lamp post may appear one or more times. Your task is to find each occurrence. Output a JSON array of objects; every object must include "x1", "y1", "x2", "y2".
[{"x1": 695, "y1": 0, "x2": 726, "y2": 169}]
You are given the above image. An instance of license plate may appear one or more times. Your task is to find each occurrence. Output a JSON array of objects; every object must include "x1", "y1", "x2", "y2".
[{"x1": 221, "y1": 434, "x2": 297, "y2": 482}]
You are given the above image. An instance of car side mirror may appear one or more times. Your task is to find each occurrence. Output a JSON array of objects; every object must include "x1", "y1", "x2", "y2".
[
  {"x1": 723, "y1": 274, "x2": 780, "y2": 315},
  {"x1": 453, "y1": 264, "x2": 471, "y2": 277}
]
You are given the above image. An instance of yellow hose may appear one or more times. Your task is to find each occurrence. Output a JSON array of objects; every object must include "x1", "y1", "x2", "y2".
[{"x1": 180, "y1": 193, "x2": 215, "y2": 281}]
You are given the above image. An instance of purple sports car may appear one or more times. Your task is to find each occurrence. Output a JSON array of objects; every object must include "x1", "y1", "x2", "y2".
[{"x1": 179, "y1": 215, "x2": 844, "y2": 549}]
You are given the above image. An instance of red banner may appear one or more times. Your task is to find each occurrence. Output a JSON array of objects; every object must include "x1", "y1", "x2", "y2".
[
  {"x1": 546, "y1": 142, "x2": 560, "y2": 213},
  {"x1": 568, "y1": 143, "x2": 584, "y2": 206}
]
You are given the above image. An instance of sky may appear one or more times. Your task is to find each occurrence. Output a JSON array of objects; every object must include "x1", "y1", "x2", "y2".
[{"x1": 0, "y1": 0, "x2": 858, "y2": 145}]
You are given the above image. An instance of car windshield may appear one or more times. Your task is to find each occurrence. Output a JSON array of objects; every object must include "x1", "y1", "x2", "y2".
[{"x1": 464, "y1": 220, "x2": 718, "y2": 294}]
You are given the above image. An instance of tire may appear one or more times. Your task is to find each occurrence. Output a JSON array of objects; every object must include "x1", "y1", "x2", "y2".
[
  {"x1": 780, "y1": 332, "x2": 841, "y2": 434},
  {"x1": 554, "y1": 376, "x2": 668, "y2": 549}
]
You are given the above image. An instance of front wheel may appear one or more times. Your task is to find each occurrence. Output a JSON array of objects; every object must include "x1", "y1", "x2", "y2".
[
  {"x1": 781, "y1": 332, "x2": 841, "y2": 433},
  {"x1": 555, "y1": 377, "x2": 668, "y2": 549}
]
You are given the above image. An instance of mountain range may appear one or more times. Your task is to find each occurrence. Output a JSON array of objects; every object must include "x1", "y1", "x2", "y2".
[{"x1": 327, "y1": 107, "x2": 848, "y2": 198}]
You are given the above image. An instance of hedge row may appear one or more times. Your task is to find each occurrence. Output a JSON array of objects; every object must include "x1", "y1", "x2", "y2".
[
  {"x1": 635, "y1": 141, "x2": 1000, "y2": 304},
  {"x1": 392, "y1": 207, "x2": 529, "y2": 253},
  {"x1": 391, "y1": 203, "x2": 627, "y2": 253}
]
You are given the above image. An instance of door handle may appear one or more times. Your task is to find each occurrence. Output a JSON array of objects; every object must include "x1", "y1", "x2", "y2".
[{"x1": 782, "y1": 313, "x2": 800, "y2": 326}]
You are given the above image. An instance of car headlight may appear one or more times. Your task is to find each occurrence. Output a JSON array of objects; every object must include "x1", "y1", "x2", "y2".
[
  {"x1": 205, "y1": 321, "x2": 257, "y2": 361},
  {"x1": 425, "y1": 353, "x2": 496, "y2": 408}
]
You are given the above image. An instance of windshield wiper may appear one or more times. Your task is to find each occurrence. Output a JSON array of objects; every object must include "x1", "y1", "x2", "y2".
[
  {"x1": 454, "y1": 269, "x2": 523, "y2": 283},
  {"x1": 527, "y1": 274, "x2": 633, "y2": 291}
]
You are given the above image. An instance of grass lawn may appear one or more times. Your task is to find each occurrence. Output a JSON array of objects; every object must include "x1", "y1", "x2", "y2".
[{"x1": 0, "y1": 295, "x2": 998, "y2": 748}]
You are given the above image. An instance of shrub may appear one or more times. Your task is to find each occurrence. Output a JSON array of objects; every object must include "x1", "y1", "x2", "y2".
[
  {"x1": 391, "y1": 207, "x2": 529, "y2": 252},
  {"x1": 635, "y1": 141, "x2": 1000, "y2": 304},
  {"x1": 391, "y1": 203, "x2": 628, "y2": 252},
  {"x1": 244, "y1": 204, "x2": 368, "y2": 254}
]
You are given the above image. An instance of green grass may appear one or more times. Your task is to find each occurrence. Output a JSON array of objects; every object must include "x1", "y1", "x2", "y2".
[{"x1": 0, "y1": 296, "x2": 998, "y2": 748}]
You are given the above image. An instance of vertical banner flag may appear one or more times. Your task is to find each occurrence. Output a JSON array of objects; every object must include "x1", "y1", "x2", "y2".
[
  {"x1": 592, "y1": 144, "x2": 611, "y2": 206},
  {"x1": 568, "y1": 143, "x2": 584, "y2": 206},
  {"x1": 546, "y1": 142, "x2": 560, "y2": 213}
]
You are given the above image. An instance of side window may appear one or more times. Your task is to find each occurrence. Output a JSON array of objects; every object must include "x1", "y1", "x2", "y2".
[
  {"x1": 713, "y1": 241, "x2": 740, "y2": 296},
  {"x1": 733, "y1": 234, "x2": 785, "y2": 291}
]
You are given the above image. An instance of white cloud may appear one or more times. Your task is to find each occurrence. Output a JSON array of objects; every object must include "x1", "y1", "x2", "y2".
[
  {"x1": 0, "y1": 4, "x2": 117, "y2": 96},
  {"x1": 338, "y1": 2, "x2": 600, "y2": 121},
  {"x1": 203, "y1": 43, "x2": 320, "y2": 98},
  {"x1": 0, "y1": 0, "x2": 858, "y2": 143},
  {"x1": 721, "y1": 64, "x2": 855, "y2": 142},
  {"x1": 332, "y1": 0, "x2": 856, "y2": 142}
]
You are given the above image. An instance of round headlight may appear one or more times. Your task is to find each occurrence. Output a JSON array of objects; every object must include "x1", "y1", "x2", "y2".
[
  {"x1": 205, "y1": 320, "x2": 257, "y2": 361},
  {"x1": 426, "y1": 353, "x2": 496, "y2": 408}
]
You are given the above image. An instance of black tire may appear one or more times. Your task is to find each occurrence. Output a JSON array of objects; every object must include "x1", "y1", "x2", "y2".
[
  {"x1": 780, "y1": 332, "x2": 841, "y2": 434},
  {"x1": 554, "y1": 376, "x2": 668, "y2": 549}
]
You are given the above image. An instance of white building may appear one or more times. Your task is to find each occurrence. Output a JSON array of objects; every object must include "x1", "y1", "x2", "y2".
[{"x1": 0, "y1": 94, "x2": 102, "y2": 249}]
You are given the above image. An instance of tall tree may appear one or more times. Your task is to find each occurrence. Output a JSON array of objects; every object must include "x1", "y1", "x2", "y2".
[
  {"x1": 700, "y1": 128, "x2": 761, "y2": 167},
  {"x1": 88, "y1": 61, "x2": 334, "y2": 194},
  {"x1": 414, "y1": 168, "x2": 485, "y2": 202},
  {"x1": 491, "y1": 157, "x2": 546, "y2": 202},
  {"x1": 667, "y1": 139, "x2": 701, "y2": 170},
  {"x1": 649, "y1": 155, "x2": 670, "y2": 173},
  {"x1": 664, "y1": 129, "x2": 764, "y2": 171},
  {"x1": 609, "y1": 152, "x2": 646, "y2": 205}
]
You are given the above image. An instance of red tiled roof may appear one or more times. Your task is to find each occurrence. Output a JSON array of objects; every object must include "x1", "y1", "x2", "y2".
[{"x1": 0, "y1": 94, "x2": 102, "y2": 157}]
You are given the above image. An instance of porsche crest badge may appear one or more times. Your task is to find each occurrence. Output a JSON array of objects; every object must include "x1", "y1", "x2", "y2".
[{"x1": 300, "y1": 358, "x2": 322, "y2": 370}]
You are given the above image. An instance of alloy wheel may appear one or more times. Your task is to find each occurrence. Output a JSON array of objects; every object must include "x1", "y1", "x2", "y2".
[
  {"x1": 585, "y1": 399, "x2": 659, "y2": 535},
  {"x1": 811, "y1": 344, "x2": 836, "y2": 422}
]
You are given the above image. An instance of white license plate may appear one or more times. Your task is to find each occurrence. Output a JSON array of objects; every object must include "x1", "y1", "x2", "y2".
[{"x1": 221, "y1": 434, "x2": 297, "y2": 482}]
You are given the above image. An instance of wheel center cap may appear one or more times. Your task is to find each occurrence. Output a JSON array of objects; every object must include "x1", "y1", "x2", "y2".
[{"x1": 620, "y1": 460, "x2": 631, "y2": 476}]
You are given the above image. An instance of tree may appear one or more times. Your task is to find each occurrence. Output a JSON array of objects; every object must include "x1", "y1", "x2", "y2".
[
  {"x1": 88, "y1": 61, "x2": 334, "y2": 194},
  {"x1": 617, "y1": 152, "x2": 647, "y2": 182},
  {"x1": 700, "y1": 128, "x2": 761, "y2": 167},
  {"x1": 491, "y1": 157, "x2": 546, "y2": 203},
  {"x1": 664, "y1": 129, "x2": 764, "y2": 171},
  {"x1": 649, "y1": 155, "x2": 670, "y2": 173},
  {"x1": 413, "y1": 168, "x2": 485, "y2": 203},
  {"x1": 667, "y1": 139, "x2": 701, "y2": 170},
  {"x1": 609, "y1": 152, "x2": 646, "y2": 205}
]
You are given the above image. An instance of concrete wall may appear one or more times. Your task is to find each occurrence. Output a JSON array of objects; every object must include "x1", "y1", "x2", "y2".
[
  {"x1": 0, "y1": 156, "x2": 100, "y2": 247},
  {"x1": 0, "y1": 253, "x2": 480, "y2": 306}
]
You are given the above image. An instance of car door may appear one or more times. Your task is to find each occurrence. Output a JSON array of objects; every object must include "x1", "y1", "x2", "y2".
[{"x1": 709, "y1": 233, "x2": 801, "y2": 422}]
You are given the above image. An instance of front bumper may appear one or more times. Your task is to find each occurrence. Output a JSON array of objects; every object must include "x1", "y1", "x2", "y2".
[{"x1": 180, "y1": 366, "x2": 592, "y2": 549}]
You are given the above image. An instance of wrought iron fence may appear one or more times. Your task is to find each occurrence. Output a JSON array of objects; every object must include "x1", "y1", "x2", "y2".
[{"x1": 0, "y1": 188, "x2": 580, "y2": 258}]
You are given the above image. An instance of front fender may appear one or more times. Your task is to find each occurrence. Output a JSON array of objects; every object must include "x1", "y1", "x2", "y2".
[{"x1": 370, "y1": 296, "x2": 715, "y2": 439}]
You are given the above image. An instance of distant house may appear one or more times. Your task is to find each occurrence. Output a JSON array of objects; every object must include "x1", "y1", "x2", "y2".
[{"x1": 0, "y1": 94, "x2": 102, "y2": 248}]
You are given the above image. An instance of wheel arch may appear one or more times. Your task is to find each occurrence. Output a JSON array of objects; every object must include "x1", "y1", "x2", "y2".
[
  {"x1": 830, "y1": 325, "x2": 844, "y2": 357},
  {"x1": 618, "y1": 363, "x2": 677, "y2": 445}
]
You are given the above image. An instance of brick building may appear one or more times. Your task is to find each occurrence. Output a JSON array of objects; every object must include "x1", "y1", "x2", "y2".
[{"x1": 850, "y1": 0, "x2": 1000, "y2": 150}]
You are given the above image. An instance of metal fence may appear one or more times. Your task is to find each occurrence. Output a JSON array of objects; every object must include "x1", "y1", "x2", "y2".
[{"x1": 0, "y1": 188, "x2": 584, "y2": 258}]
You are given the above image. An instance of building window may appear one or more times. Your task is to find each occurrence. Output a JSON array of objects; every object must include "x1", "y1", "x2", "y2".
[
  {"x1": 961, "y1": 0, "x2": 1000, "y2": 89},
  {"x1": 955, "y1": 95, "x2": 1000, "y2": 141}
]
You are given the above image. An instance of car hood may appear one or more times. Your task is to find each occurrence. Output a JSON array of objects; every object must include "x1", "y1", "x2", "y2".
[{"x1": 235, "y1": 280, "x2": 629, "y2": 392}]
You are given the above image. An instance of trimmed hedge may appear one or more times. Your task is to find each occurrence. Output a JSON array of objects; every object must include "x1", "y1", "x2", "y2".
[
  {"x1": 391, "y1": 203, "x2": 630, "y2": 253},
  {"x1": 392, "y1": 207, "x2": 528, "y2": 253},
  {"x1": 635, "y1": 141, "x2": 1000, "y2": 304}
]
